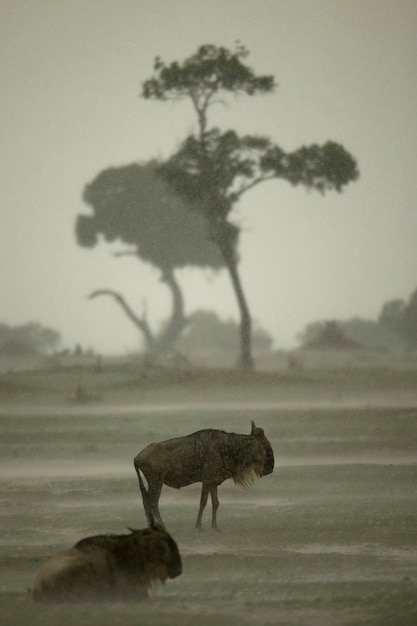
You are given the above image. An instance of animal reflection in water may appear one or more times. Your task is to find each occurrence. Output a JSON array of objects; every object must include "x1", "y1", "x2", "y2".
[
  {"x1": 134, "y1": 421, "x2": 274, "y2": 530},
  {"x1": 32, "y1": 520, "x2": 182, "y2": 602}
]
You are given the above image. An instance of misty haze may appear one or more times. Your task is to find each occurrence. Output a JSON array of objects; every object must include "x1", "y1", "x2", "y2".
[{"x1": 1, "y1": 1, "x2": 416, "y2": 625}]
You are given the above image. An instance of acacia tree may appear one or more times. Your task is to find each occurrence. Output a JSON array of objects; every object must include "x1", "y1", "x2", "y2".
[
  {"x1": 76, "y1": 161, "x2": 223, "y2": 353},
  {"x1": 142, "y1": 43, "x2": 359, "y2": 368}
]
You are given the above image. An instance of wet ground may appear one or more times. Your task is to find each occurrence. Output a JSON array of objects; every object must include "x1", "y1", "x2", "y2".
[{"x1": 1, "y1": 400, "x2": 416, "y2": 625}]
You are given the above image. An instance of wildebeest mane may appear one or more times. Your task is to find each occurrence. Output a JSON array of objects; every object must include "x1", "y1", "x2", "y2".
[
  {"x1": 182, "y1": 427, "x2": 273, "y2": 487},
  {"x1": 223, "y1": 431, "x2": 270, "y2": 487},
  {"x1": 74, "y1": 528, "x2": 153, "y2": 552},
  {"x1": 74, "y1": 531, "x2": 147, "y2": 576}
]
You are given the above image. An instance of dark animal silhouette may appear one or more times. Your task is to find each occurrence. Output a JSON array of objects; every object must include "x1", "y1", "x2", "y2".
[
  {"x1": 32, "y1": 520, "x2": 182, "y2": 602},
  {"x1": 134, "y1": 421, "x2": 274, "y2": 530}
]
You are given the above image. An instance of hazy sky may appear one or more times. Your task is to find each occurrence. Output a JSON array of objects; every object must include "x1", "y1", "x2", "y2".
[{"x1": 1, "y1": 0, "x2": 416, "y2": 354}]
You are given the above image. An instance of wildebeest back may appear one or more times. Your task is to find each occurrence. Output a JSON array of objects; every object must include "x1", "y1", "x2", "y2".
[
  {"x1": 138, "y1": 430, "x2": 231, "y2": 488},
  {"x1": 137, "y1": 428, "x2": 273, "y2": 489}
]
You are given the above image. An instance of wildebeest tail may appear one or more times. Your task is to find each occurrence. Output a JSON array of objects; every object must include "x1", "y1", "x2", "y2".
[
  {"x1": 134, "y1": 462, "x2": 153, "y2": 523},
  {"x1": 136, "y1": 468, "x2": 149, "y2": 507}
]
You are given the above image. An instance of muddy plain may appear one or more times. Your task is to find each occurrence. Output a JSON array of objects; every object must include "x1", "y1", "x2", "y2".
[{"x1": 1, "y1": 355, "x2": 416, "y2": 625}]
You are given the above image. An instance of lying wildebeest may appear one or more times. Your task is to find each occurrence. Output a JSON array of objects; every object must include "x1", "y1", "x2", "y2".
[
  {"x1": 134, "y1": 421, "x2": 274, "y2": 530},
  {"x1": 32, "y1": 520, "x2": 182, "y2": 602}
]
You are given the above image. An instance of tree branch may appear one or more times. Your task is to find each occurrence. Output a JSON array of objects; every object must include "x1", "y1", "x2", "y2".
[
  {"x1": 112, "y1": 251, "x2": 137, "y2": 258},
  {"x1": 88, "y1": 289, "x2": 155, "y2": 350},
  {"x1": 230, "y1": 173, "x2": 276, "y2": 201}
]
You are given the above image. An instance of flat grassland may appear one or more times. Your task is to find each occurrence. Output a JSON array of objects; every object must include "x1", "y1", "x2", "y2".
[{"x1": 0, "y1": 352, "x2": 416, "y2": 625}]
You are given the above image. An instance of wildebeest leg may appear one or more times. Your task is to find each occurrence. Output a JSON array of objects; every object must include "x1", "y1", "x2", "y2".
[
  {"x1": 195, "y1": 482, "x2": 210, "y2": 529},
  {"x1": 209, "y1": 485, "x2": 220, "y2": 531}
]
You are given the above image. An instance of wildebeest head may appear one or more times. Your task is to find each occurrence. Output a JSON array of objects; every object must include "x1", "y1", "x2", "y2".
[
  {"x1": 232, "y1": 421, "x2": 275, "y2": 487},
  {"x1": 128, "y1": 520, "x2": 182, "y2": 582},
  {"x1": 251, "y1": 421, "x2": 275, "y2": 476}
]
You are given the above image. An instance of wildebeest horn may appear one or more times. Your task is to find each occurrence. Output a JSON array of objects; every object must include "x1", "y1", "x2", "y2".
[{"x1": 251, "y1": 421, "x2": 256, "y2": 434}]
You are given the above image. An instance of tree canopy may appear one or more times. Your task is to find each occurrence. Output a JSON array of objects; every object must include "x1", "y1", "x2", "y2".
[
  {"x1": 143, "y1": 43, "x2": 275, "y2": 136},
  {"x1": 77, "y1": 161, "x2": 223, "y2": 273},
  {"x1": 76, "y1": 161, "x2": 224, "y2": 353}
]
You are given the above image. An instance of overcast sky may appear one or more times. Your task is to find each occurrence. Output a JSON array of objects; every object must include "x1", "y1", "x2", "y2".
[{"x1": 1, "y1": 0, "x2": 416, "y2": 354}]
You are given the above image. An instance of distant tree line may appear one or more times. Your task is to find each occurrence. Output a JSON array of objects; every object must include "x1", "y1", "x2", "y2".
[
  {"x1": 0, "y1": 322, "x2": 61, "y2": 355},
  {"x1": 298, "y1": 287, "x2": 417, "y2": 351},
  {"x1": 175, "y1": 310, "x2": 273, "y2": 354}
]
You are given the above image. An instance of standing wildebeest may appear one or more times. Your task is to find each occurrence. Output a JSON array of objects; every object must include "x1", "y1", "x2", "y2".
[
  {"x1": 134, "y1": 421, "x2": 274, "y2": 530},
  {"x1": 32, "y1": 520, "x2": 182, "y2": 602}
]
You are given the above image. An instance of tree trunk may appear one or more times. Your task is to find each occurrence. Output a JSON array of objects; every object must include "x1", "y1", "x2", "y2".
[
  {"x1": 156, "y1": 268, "x2": 188, "y2": 352},
  {"x1": 223, "y1": 256, "x2": 254, "y2": 370},
  {"x1": 89, "y1": 272, "x2": 188, "y2": 355},
  {"x1": 196, "y1": 109, "x2": 254, "y2": 369}
]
